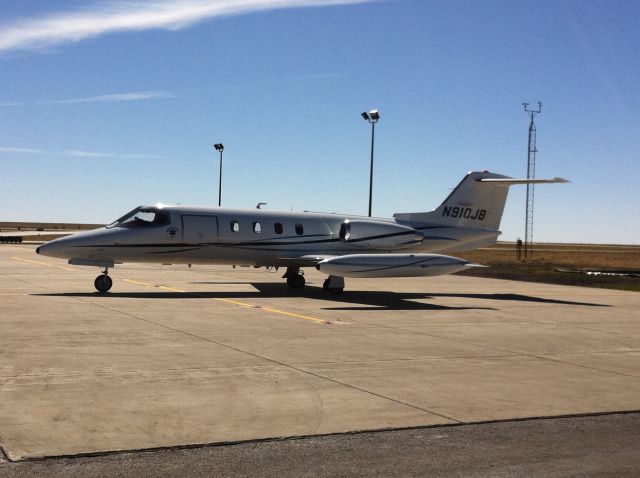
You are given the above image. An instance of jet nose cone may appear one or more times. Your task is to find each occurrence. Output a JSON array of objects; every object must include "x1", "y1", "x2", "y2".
[
  {"x1": 36, "y1": 242, "x2": 51, "y2": 256},
  {"x1": 36, "y1": 239, "x2": 68, "y2": 259}
]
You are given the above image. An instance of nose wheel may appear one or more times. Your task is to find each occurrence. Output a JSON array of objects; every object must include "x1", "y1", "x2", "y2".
[{"x1": 94, "y1": 267, "x2": 112, "y2": 293}]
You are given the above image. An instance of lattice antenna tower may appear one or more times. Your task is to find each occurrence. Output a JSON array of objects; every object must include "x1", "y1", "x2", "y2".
[{"x1": 522, "y1": 101, "x2": 541, "y2": 260}]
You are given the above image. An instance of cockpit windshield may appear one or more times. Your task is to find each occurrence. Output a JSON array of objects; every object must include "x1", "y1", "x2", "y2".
[{"x1": 106, "y1": 207, "x2": 169, "y2": 228}]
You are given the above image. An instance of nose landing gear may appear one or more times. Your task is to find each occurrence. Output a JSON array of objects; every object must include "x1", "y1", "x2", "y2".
[{"x1": 94, "y1": 267, "x2": 112, "y2": 293}]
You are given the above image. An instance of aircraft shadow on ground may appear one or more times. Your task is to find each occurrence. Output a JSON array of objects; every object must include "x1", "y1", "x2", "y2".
[
  {"x1": 33, "y1": 282, "x2": 610, "y2": 311},
  {"x1": 424, "y1": 292, "x2": 610, "y2": 308},
  {"x1": 250, "y1": 285, "x2": 608, "y2": 310},
  {"x1": 34, "y1": 288, "x2": 485, "y2": 311},
  {"x1": 249, "y1": 284, "x2": 493, "y2": 311}
]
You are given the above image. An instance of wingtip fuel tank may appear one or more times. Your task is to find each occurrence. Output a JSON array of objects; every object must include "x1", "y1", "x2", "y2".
[{"x1": 316, "y1": 253, "x2": 476, "y2": 278}]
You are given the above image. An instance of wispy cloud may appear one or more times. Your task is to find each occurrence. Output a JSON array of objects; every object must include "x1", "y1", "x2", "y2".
[
  {"x1": 0, "y1": 0, "x2": 374, "y2": 53},
  {"x1": 0, "y1": 147, "x2": 46, "y2": 154},
  {"x1": 1, "y1": 90, "x2": 173, "y2": 106},
  {"x1": 43, "y1": 90, "x2": 175, "y2": 104},
  {"x1": 62, "y1": 150, "x2": 112, "y2": 158},
  {"x1": 0, "y1": 146, "x2": 157, "y2": 159},
  {"x1": 63, "y1": 150, "x2": 157, "y2": 159}
]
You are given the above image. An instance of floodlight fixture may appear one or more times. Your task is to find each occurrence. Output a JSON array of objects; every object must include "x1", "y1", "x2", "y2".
[
  {"x1": 213, "y1": 143, "x2": 224, "y2": 152},
  {"x1": 362, "y1": 110, "x2": 379, "y2": 123}
]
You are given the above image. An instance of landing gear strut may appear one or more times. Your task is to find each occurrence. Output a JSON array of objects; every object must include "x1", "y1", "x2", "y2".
[
  {"x1": 283, "y1": 266, "x2": 305, "y2": 289},
  {"x1": 94, "y1": 267, "x2": 112, "y2": 293},
  {"x1": 323, "y1": 275, "x2": 344, "y2": 294}
]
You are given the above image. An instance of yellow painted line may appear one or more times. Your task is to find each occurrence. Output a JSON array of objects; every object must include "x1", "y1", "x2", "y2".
[
  {"x1": 262, "y1": 307, "x2": 330, "y2": 325},
  {"x1": 11, "y1": 256, "x2": 76, "y2": 271},
  {"x1": 215, "y1": 298, "x2": 329, "y2": 324},
  {"x1": 159, "y1": 285, "x2": 186, "y2": 293},
  {"x1": 122, "y1": 278, "x2": 329, "y2": 325},
  {"x1": 214, "y1": 298, "x2": 258, "y2": 308}
]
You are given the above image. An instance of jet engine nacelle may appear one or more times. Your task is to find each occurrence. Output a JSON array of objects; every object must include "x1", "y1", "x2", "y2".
[
  {"x1": 338, "y1": 220, "x2": 422, "y2": 250},
  {"x1": 317, "y1": 253, "x2": 476, "y2": 278}
]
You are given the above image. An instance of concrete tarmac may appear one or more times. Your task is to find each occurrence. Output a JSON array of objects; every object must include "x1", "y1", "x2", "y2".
[{"x1": 1, "y1": 244, "x2": 639, "y2": 472}]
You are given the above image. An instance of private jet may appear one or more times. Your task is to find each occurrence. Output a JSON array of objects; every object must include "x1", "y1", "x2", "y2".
[{"x1": 37, "y1": 171, "x2": 567, "y2": 293}]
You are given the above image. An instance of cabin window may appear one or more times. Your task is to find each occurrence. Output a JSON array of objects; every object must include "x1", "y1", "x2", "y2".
[
  {"x1": 274, "y1": 222, "x2": 283, "y2": 234},
  {"x1": 295, "y1": 223, "x2": 304, "y2": 235},
  {"x1": 253, "y1": 221, "x2": 262, "y2": 233},
  {"x1": 230, "y1": 220, "x2": 240, "y2": 232}
]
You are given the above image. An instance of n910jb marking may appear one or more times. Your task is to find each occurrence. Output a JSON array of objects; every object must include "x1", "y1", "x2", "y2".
[{"x1": 37, "y1": 171, "x2": 567, "y2": 293}]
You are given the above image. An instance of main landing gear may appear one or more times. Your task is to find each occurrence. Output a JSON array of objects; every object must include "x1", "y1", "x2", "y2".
[
  {"x1": 94, "y1": 267, "x2": 113, "y2": 293},
  {"x1": 283, "y1": 266, "x2": 305, "y2": 289},
  {"x1": 283, "y1": 267, "x2": 344, "y2": 294},
  {"x1": 323, "y1": 275, "x2": 344, "y2": 295}
]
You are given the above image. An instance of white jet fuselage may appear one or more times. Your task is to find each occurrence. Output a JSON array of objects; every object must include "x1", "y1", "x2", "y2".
[{"x1": 37, "y1": 206, "x2": 497, "y2": 268}]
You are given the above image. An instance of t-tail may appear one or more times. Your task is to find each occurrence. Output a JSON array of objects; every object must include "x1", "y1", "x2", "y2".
[{"x1": 394, "y1": 171, "x2": 568, "y2": 252}]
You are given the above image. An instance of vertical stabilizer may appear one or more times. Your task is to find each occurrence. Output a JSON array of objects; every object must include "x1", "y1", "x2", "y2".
[
  {"x1": 431, "y1": 171, "x2": 512, "y2": 230},
  {"x1": 394, "y1": 171, "x2": 511, "y2": 230}
]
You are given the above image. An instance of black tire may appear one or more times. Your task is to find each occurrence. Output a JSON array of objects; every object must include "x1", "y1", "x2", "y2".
[
  {"x1": 323, "y1": 279, "x2": 330, "y2": 291},
  {"x1": 328, "y1": 287, "x2": 343, "y2": 295},
  {"x1": 292, "y1": 274, "x2": 305, "y2": 289},
  {"x1": 94, "y1": 275, "x2": 113, "y2": 293}
]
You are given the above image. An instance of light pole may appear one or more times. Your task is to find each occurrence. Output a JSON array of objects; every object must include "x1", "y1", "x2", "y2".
[
  {"x1": 361, "y1": 109, "x2": 380, "y2": 217},
  {"x1": 213, "y1": 143, "x2": 224, "y2": 206}
]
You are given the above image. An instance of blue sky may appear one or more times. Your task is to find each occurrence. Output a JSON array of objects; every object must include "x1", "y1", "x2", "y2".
[{"x1": 1, "y1": 0, "x2": 638, "y2": 244}]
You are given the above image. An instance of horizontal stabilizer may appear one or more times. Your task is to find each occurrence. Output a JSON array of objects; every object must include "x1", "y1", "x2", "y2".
[{"x1": 479, "y1": 177, "x2": 569, "y2": 184}]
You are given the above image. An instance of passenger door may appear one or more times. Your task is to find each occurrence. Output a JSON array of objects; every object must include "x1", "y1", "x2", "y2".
[{"x1": 182, "y1": 215, "x2": 219, "y2": 243}]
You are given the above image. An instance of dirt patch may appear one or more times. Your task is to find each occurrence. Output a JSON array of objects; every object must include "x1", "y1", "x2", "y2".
[{"x1": 458, "y1": 243, "x2": 640, "y2": 292}]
